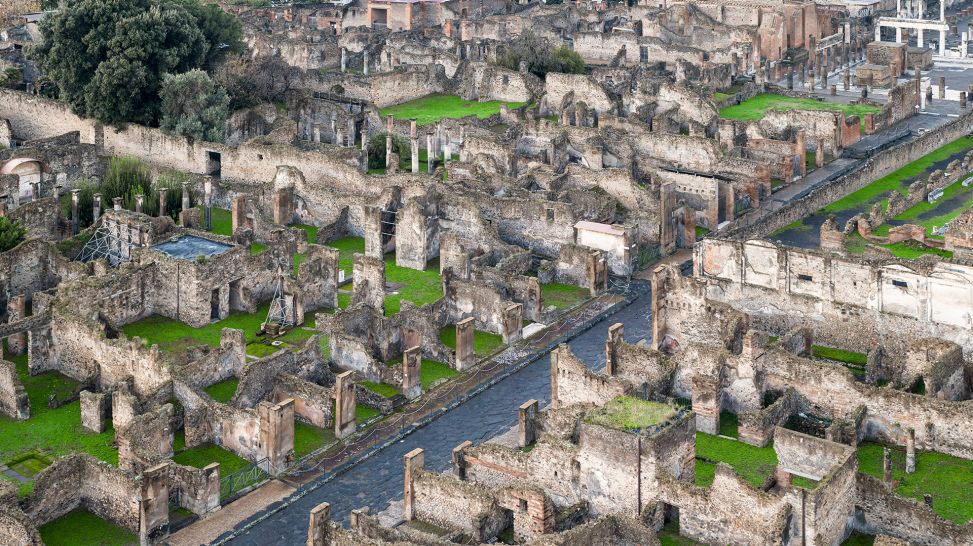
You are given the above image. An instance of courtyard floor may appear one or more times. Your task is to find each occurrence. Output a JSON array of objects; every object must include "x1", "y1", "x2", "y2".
[
  {"x1": 379, "y1": 94, "x2": 527, "y2": 126},
  {"x1": 719, "y1": 93, "x2": 882, "y2": 132}
]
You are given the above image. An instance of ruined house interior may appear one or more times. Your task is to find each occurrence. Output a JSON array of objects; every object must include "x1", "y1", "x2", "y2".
[{"x1": 0, "y1": 0, "x2": 972, "y2": 544}]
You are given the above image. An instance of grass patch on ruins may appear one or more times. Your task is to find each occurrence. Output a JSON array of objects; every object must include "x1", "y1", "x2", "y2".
[
  {"x1": 173, "y1": 442, "x2": 251, "y2": 476},
  {"x1": 870, "y1": 173, "x2": 973, "y2": 238},
  {"x1": 420, "y1": 359, "x2": 459, "y2": 390},
  {"x1": 858, "y1": 442, "x2": 973, "y2": 524},
  {"x1": 824, "y1": 136, "x2": 973, "y2": 215},
  {"x1": 811, "y1": 345, "x2": 867, "y2": 366},
  {"x1": 844, "y1": 232, "x2": 955, "y2": 260},
  {"x1": 361, "y1": 380, "x2": 399, "y2": 398},
  {"x1": 439, "y1": 327, "x2": 505, "y2": 356},
  {"x1": 250, "y1": 242, "x2": 267, "y2": 255},
  {"x1": 384, "y1": 256, "x2": 443, "y2": 315},
  {"x1": 695, "y1": 432, "x2": 778, "y2": 489},
  {"x1": 842, "y1": 532, "x2": 876, "y2": 545},
  {"x1": 0, "y1": 349, "x2": 117, "y2": 465},
  {"x1": 294, "y1": 421, "x2": 334, "y2": 459},
  {"x1": 718, "y1": 410, "x2": 739, "y2": 438},
  {"x1": 718, "y1": 94, "x2": 881, "y2": 131},
  {"x1": 209, "y1": 207, "x2": 233, "y2": 236},
  {"x1": 204, "y1": 378, "x2": 239, "y2": 404},
  {"x1": 792, "y1": 475, "x2": 819, "y2": 490},
  {"x1": 356, "y1": 404, "x2": 381, "y2": 422},
  {"x1": 659, "y1": 519, "x2": 705, "y2": 545},
  {"x1": 583, "y1": 396, "x2": 675, "y2": 431},
  {"x1": 38, "y1": 508, "x2": 137, "y2": 546},
  {"x1": 541, "y1": 282, "x2": 590, "y2": 310},
  {"x1": 122, "y1": 302, "x2": 319, "y2": 362},
  {"x1": 295, "y1": 223, "x2": 319, "y2": 243},
  {"x1": 327, "y1": 236, "x2": 365, "y2": 276},
  {"x1": 379, "y1": 94, "x2": 527, "y2": 126}
]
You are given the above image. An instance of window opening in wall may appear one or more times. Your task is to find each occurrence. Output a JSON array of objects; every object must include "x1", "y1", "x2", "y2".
[
  {"x1": 797, "y1": 274, "x2": 813, "y2": 282},
  {"x1": 546, "y1": 208, "x2": 555, "y2": 221},
  {"x1": 519, "y1": 499, "x2": 528, "y2": 511},
  {"x1": 892, "y1": 279, "x2": 908, "y2": 288}
]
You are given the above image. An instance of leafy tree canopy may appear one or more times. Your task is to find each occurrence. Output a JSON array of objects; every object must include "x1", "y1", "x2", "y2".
[
  {"x1": 496, "y1": 31, "x2": 586, "y2": 78},
  {"x1": 160, "y1": 69, "x2": 230, "y2": 142},
  {"x1": 30, "y1": 0, "x2": 243, "y2": 126}
]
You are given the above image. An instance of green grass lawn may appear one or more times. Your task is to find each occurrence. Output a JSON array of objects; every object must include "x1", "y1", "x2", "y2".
[
  {"x1": 203, "y1": 378, "x2": 239, "y2": 404},
  {"x1": 541, "y1": 282, "x2": 590, "y2": 310},
  {"x1": 719, "y1": 94, "x2": 881, "y2": 131},
  {"x1": 0, "y1": 350, "x2": 117, "y2": 465},
  {"x1": 294, "y1": 421, "x2": 334, "y2": 459},
  {"x1": 826, "y1": 136, "x2": 973, "y2": 215},
  {"x1": 871, "y1": 173, "x2": 973, "y2": 237},
  {"x1": 842, "y1": 532, "x2": 875, "y2": 546},
  {"x1": 439, "y1": 326, "x2": 504, "y2": 357},
  {"x1": 379, "y1": 94, "x2": 527, "y2": 126},
  {"x1": 173, "y1": 441, "x2": 251, "y2": 476},
  {"x1": 384, "y1": 256, "x2": 442, "y2": 315},
  {"x1": 295, "y1": 224, "x2": 319, "y2": 244},
  {"x1": 695, "y1": 432, "x2": 777, "y2": 488},
  {"x1": 327, "y1": 236, "x2": 364, "y2": 277},
  {"x1": 858, "y1": 442, "x2": 973, "y2": 524},
  {"x1": 250, "y1": 242, "x2": 267, "y2": 256},
  {"x1": 845, "y1": 232, "x2": 954, "y2": 260},
  {"x1": 356, "y1": 404, "x2": 381, "y2": 422},
  {"x1": 361, "y1": 380, "x2": 398, "y2": 398},
  {"x1": 39, "y1": 508, "x2": 137, "y2": 546},
  {"x1": 209, "y1": 207, "x2": 232, "y2": 236},
  {"x1": 811, "y1": 345, "x2": 867, "y2": 366},
  {"x1": 420, "y1": 359, "x2": 458, "y2": 390},
  {"x1": 719, "y1": 410, "x2": 739, "y2": 438},
  {"x1": 121, "y1": 303, "x2": 318, "y2": 362},
  {"x1": 583, "y1": 396, "x2": 675, "y2": 430}
]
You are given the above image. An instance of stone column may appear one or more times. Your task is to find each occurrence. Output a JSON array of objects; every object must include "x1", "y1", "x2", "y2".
[
  {"x1": 334, "y1": 371, "x2": 356, "y2": 438},
  {"x1": 442, "y1": 129, "x2": 450, "y2": 167},
  {"x1": 330, "y1": 116, "x2": 337, "y2": 144},
  {"x1": 158, "y1": 188, "x2": 167, "y2": 217},
  {"x1": 113, "y1": 197, "x2": 122, "y2": 212},
  {"x1": 31, "y1": 180, "x2": 40, "y2": 201},
  {"x1": 71, "y1": 189, "x2": 80, "y2": 234},
  {"x1": 361, "y1": 132, "x2": 369, "y2": 174},
  {"x1": 605, "y1": 323, "x2": 624, "y2": 376},
  {"x1": 307, "y1": 502, "x2": 332, "y2": 546},
  {"x1": 347, "y1": 118, "x2": 356, "y2": 147},
  {"x1": 181, "y1": 182, "x2": 190, "y2": 213},
  {"x1": 135, "y1": 194, "x2": 144, "y2": 214},
  {"x1": 455, "y1": 317, "x2": 475, "y2": 371},
  {"x1": 815, "y1": 142, "x2": 824, "y2": 168},
  {"x1": 231, "y1": 195, "x2": 247, "y2": 234},
  {"x1": 883, "y1": 447, "x2": 893, "y2": 487},
  {"x1": 963, "y1": 32, "x2": 969, "y2": 57},
  {"x1": 918, "y1": 29, "x2": 924, "y2": 48},
  {"x1": 403, "y1": 448, "x2": 424, "y2": 521},
  {"x1": 204, "y1": 178, "x2": 213, "y2": 231},
  {"x1": 961, "y1": 91, "x2": 967, "y2": 108},
  {"x1": 906, "y1": 428, "x2": 916, "y2": 473},
  {"x1": 385, "y1": 115, "x2": 394, "y2": 171},
  {"x1": 313, "y1": 125, "x2": 320, "y2": 143},
  {"x1": 410, "y1": 119, "x2": 419, "y2": 173},
  {"x1": 402, "y1": 346, "x2": 422, "y2": 399},
  {"x1": 518, "y1": 399, "x2": 538, "y2": 448},
  {"x1": 6, "y1": 294, "x2": 26, "y2": 355},
  {"x1": 940, "y1": 76, "x2": 946, "y2": 99},
  {"x1": 335, "y1": 127, "x2": 345, "y2": 147},
  {"x1": 452, "y1": 441, "x2": 472, "y2": 480},
  {"x1": 426, "y1": 131, "x2": 435, "y2": 173},
  {"x1": 340, "y1": 47, "x2": 347, "y2": 72},
  {"x1": 363, "y1": 51, "x2": 369, "y2": 75},
  {"x1": 92, "y1": 193, "x2": 102, "y2": 221}
]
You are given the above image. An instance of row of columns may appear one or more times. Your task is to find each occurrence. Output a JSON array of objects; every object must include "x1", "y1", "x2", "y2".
[
  {"x1": 383, "y1": 115, "x2": 465, "y2": 173},
  {"x1": 70, "y1": 181, "x2": 212, "y2": 235}
]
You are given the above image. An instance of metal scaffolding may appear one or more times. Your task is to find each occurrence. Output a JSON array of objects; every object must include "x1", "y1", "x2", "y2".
[
  {"x1": 266, "y1": 266, "x2": 293, "y2": 328},
  {"x1": 77, "y1": 221, "x2": 133, "y2": 267}
]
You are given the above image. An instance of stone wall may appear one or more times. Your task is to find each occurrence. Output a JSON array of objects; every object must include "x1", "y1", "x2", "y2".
[
  {"x1": 26, "y1": 454, "x2": 141, "y2": 533},
  {"x1": 854, "y1": 473, "x2": 973, "y2": 545},
  {"x1": 726, "y1": 108, "x2": 973, "y2": 239},
  {"x1": 0, "y1": 359, "x2": 28, "y2": 420},
  {"x1": 411, "y1": 468, "x2": 509, "y2": 542}
]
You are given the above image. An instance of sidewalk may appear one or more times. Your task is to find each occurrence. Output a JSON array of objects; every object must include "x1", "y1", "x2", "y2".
[{"x1": 164, "y1": 480, "x2": 295, "y2": 546}]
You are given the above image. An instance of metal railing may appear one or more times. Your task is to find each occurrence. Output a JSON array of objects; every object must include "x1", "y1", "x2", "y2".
[{"x1": 219, "y1": 458, "x2": 271, "y2": 503}]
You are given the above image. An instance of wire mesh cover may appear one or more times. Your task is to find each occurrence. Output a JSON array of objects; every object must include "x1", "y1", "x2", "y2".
[
  {"x1": 77, "y1": 222, "x2": 129, "y2": 266},
  {"x1": 266, "y1": 272, "x2": 293, "y2": 327}
]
